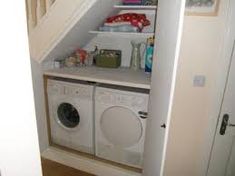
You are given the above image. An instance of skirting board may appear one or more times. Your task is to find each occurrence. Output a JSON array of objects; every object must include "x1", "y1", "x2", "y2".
[{"x1": 41, "y1": 147, "x2": 142, "y2": 176}]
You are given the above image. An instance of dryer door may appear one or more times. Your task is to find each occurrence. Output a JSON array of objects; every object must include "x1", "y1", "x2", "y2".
[
  {"x1": 100, "y1": 106, "x2": 143, "y2": 148},
  {"x1": 57, "y1": 103, "x2": 80, "y2": 129}
]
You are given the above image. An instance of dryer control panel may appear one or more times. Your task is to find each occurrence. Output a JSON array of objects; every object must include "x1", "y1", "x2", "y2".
[{"x1": 95, "y1": 87, "x2": 149, "y2": 109}]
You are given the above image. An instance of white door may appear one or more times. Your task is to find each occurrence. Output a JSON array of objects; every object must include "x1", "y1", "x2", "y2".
[
  {"x1": 207, "y1": 1, "x2": 235, "y2": 175},
  {"x1": 143, "y1": 0, "x2": 185, "y2": 176}
]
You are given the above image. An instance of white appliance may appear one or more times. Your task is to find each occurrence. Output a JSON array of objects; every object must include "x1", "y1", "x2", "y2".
[
  {"x1": 47, "y1": 79, "x2": 94, "y2": 154},
  {"x1": 95, "y1": 86, "x2": 149, "y2": 168}
]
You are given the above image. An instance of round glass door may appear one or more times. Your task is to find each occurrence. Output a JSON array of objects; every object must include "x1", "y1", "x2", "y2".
[
  {"x1": 100, "y1": 106, "x2": 142, "y2": 148},
  {"x1": 57, "y1": 103, "x2": 80, "y2": 128}
]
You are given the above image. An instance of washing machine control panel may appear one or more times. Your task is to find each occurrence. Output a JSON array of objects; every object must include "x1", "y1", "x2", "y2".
[
  {"x1": 47, "y1": 80, "x2": 64, "y2": 95},
  {"x1": 47, "y1": 79, "x2": 93, "y2": 99}
]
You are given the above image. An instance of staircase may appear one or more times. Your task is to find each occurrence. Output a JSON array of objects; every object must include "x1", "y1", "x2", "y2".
[{"x1": 26, "y1": 0, "x2": 121, "y2": 63}]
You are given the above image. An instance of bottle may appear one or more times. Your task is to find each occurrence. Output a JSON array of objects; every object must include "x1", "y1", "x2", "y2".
[
  {"x1": 91, "y1": 46, "x2": 98, "y2": 65},
  {"x1": 130, "y1": 40, "x2": 142, "y2": 71},
  {"x1": 145, "y1": 37, "x2": 154, "y2": 73}
]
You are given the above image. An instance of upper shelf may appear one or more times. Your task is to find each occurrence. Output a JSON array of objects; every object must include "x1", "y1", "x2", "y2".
[
  {"x1": 89, "y1": 31, "x2": 154, "y2": 37},
  {"x1": 113, "y1": 5, "x2": 157, "y2": 10}
]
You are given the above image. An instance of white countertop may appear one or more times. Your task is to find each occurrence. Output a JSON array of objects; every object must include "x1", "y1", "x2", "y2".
[{"x1": 44, "y1": 67, "x2": 151, "y2": 89}]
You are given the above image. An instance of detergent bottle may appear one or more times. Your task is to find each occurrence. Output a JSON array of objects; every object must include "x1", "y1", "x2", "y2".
[{"x1": 145, "y1": 37, "x2": 154, "y2": 73}]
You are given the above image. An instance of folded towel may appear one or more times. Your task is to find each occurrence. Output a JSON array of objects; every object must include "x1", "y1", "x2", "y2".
[{"x1": 105, "y1": 13, "x2": 150, "y2": 31}]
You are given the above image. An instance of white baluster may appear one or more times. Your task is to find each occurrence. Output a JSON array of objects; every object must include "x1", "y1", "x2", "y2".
[
  {"x1": 26, "y1": 0, "x2": 55, "y2": 31},
  {"x1": 46, "y1": 0, "x2": 55, "y2": 11},
  {"x1": 37, "y1": 0, "x2": 47, "y2": 23},
  {"x1": 26, "y1": 0, "x2": 37, "y2": 29},
  {"x1": 36, "y1": 0, "x2": 42, "y2": 22}
]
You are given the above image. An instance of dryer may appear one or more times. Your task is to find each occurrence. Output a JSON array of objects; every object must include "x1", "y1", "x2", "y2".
[
  {"x1": 47, "y1": 79, "x2": 94, "y2": 154},
  {"x1": 95, "y1": 86, "x2": 149, "y2": 168}
]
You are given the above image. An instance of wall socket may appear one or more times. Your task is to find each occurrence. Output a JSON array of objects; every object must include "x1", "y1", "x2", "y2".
[{"x1": 193, "y1": 75, "x2": 206, "y2": 87}]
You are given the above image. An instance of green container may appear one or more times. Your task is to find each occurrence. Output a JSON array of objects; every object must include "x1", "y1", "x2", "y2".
[{"x1": 95, "y1": 49, "x2": 121, "y2": 68}]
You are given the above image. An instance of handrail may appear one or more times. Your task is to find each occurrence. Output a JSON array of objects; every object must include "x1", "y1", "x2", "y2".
[{"x1": 26, "y1": 0, "x2": 56, "y2": 31}]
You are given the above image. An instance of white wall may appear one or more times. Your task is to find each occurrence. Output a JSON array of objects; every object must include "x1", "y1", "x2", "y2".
[
  {"x1": 0, "y1": 1, "x2": 42, "y2": 176},
  {"x1": 164, "y1": 0, "x2": 230, "y2": 176}
]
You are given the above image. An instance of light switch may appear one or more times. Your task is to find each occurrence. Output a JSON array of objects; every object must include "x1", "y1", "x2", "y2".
[{"x1": 193, "y1": 75, "x2": 206, "y2": 87}]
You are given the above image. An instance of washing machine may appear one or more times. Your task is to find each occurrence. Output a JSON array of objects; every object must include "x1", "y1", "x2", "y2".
[
  {"x1": 47, "y1": 79, "x2": 94, "y2": 154},
  {"x1": 95, "y1": 86, "x2": 149, "y2": 168}
]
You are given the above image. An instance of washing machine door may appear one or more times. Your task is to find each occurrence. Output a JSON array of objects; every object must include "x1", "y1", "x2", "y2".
[
  {"x1": 57, "y1": 102, "x2": 80, "y2": 129},
  {"x1": 100, "y1": 106, "x2": 143, "y2": 148}
]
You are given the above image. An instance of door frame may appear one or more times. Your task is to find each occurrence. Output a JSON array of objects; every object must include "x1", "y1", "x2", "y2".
[{"x1": 206, "y1": 0, "x2": 235, "y2": 174}]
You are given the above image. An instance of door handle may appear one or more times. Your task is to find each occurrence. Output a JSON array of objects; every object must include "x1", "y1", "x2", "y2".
[
  {"x1": 161, "y1": 124, "x2": 166, "y2": 128},
  {"x1": 220, "y1": 114, "x2": 235, "y2": 135},
  {"x1": 220, "y1": 114, "x2": 229, "y2": 135}
]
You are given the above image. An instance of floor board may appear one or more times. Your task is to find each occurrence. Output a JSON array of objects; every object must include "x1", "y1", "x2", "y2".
[{"x1": 41, "y1": 158, "x2": 95, "y2": 176}]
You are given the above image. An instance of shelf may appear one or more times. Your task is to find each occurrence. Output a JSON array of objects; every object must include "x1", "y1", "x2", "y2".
[
  {"x1": 44, "y1": 67, "x2": 151, "y2": 90},
  {"x1": 89, "y1": 31, "x2": 154, "y2": 37},
  {"x1": 114, "y1": 5, "x2": 157, "y2": 10}
]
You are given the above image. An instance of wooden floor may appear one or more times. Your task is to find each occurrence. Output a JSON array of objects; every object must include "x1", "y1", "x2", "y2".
[{"x1": 41, "y1": 158, "x2": 95, "y2": 176}]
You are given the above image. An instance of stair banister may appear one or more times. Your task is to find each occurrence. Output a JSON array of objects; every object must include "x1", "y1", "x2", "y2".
[
  {"x1": 26, "y1": 0, "x2": 37, "y2": 29},
  {"x1": 36, "y1": 0, "x2": 46, "y2": 22},
  {"x1": 46, "y1": 0, "x2": 55, "y2": 11}
]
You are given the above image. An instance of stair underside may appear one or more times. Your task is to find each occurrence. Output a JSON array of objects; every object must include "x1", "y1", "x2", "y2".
[{"x1": 29, "y1": 0, "x2": 121, "y2": 63}]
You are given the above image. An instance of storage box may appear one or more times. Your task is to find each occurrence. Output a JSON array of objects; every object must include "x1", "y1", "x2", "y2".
[
  {"x1": 122, "y1": 0, "x2": 158, "y2": 5},
  {"x1": 122, "y1": 0, "x2": 142, "y2": 5},
  {"x1": 95, "y1": 50, "x2": 121, "y2": 68}
]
